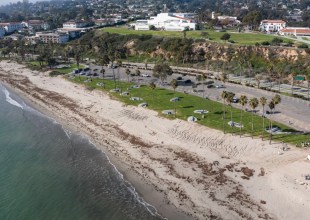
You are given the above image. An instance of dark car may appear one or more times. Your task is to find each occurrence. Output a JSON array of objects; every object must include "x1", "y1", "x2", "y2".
[
  {"x1": 176, "y1": 76, "x2": 183, "y2": 80},
  {"x1": 207, "y1": 84, "x2": 214, "y2": 88},
  {"x1": 184, "y1": 79, "x2": 192, "y2": 84}
]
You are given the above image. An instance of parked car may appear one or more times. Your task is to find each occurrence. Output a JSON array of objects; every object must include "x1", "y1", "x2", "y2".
[
  {"x1": 216, "y1": 84, "x2": 225, "y2": 89},
  {"x1": 176, "y1": 76, "x2": 183, "y2": 80},
  {"x1": 141, "y1": 74, "x2": 150, "y2": 77},
  {"x1": 232, "y1": 96, "x2": 239, "y2": 103},
  {"x1": 207, "y1": 84, "x2": 214, "y2": 88},
  {"x1": 184, "y1": 79, "x2": 192, "y2": 84}
]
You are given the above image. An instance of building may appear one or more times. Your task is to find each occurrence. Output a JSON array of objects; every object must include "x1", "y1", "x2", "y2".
[
  {"x1": 259, "y1": 20, "x2": 286, "y2": 32},
  {"x1": 94, "y1": 18, "x2": 114, "y2": 27},
  {"x1": 134, "y1": 20, "x2": 150, "y2": 30},
  {"x1": 57, "y1": 28, "x2": 85, "y2": 39},
  {"x1": 36, "y1": 32, "x2": 69, "y2": 44},
  {"x1": 211, "y1": 12, "x2": 241, "y2": 25},
  {"x1": 0, "y1": 27, "x2": 5, "y2": 38},
  {"x1": 279, "y1": 27, "x2": 310, "y2": 37},
  {"x1": 0, "y1": 22, "x2": 23, "y2": 34},
  {"x1": 63, "y1": 21, "x2": 88, "y2": 29},
  {"x1": 22, "y1": 20, "x2": 50, "y2": 31},
  {"x1": 134, "y1": 13, "x2": 196, "y2": 31}
]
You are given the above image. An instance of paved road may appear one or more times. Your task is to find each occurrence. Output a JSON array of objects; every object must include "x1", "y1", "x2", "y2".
[{"x1": 78, "y1": 63, "x2": 310, "y2": 132}]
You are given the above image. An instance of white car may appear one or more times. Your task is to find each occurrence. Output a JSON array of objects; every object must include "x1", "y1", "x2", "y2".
[
  {"x1": 216, "y1": 84, "x2": 225, "y2": 89},
  {"x1": 141, "y1": 74, "x2": 150, "y2": 77}
]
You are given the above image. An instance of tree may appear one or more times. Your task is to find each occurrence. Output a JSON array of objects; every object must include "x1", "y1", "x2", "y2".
[
  {"x1": 249, "y1": 98, "x2": 259, "y2": 138},
  {"x1": 136, "y1": 69, "x2": 141, "y2": 83},
  {"x1": 268, "y1": 101, "x2": 275, "y2": 144},
  {"x1": 306, "y1": 68, "x2": 310, "y2": 105},
  {"x1": 291, "y1": 70, "x2": 298, "y2": 95},
  {"x1": 260, "y1": 97, "x2": 267, "y2": 140},
  {"x1": 272, "y1": 94, "x2": 281, "y2": 113},
  {"x1": 125, "y1": 68, "x2": 131, "y2": 82},
  {"x1": 239, "y1": 95, "x2": 248, "y2": 137},
  {"x1": 74, "y1": 46, "x2": 83, "y2": 81},
  {"x1": 170, "y1": 79, "x2": 178, "y2": 118},
  {"x1": 153, "y1": 63, "x2": 173, "y2": 83},
  {"x1": 220, "y1": 33, "x2": 231, "y2": 42},
  {"x1": 221, "y1": 91, "x2": 228, "y2": 134},
  {"x1": 149, "y1": 82, "x2": 156, "y2": 102},
  {"x1": 242, "y1": 11, "x2": 263, "y2": 30},
  {"x1": 226, "y1": 92, "x2": 235, "y2": 124},
  {"x1": 116, "y1": 60, "x2": 122, "y2": 88}
]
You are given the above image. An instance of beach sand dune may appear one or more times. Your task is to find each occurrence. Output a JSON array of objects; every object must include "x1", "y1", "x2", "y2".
[{"x1": 1, "y1": 61, "x2": 310, "y2": 220}]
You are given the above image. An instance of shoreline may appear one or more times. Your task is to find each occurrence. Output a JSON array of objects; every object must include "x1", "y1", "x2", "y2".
[
  {"x1": 1, "y1": 60, "x2": 310, "y2": 220},
  {"x1": 0, "y1": 75, "x2": 190, "y2": 219}
]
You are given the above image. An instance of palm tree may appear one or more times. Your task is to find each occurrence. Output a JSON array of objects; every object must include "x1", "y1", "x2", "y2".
[
  {"x1": 221, "y1": 91, "x2": 228, "y2": 134},
  {"x1": 268, "y1": 101, "x2": 275, "y2": 144},
  {"x1": 149, "y1": 82, "x2": 156, "y2": 102},
  {"x1": 305, "y1": 68, "x2": 310, "y2": 105},
  {"x1": 239, "y1": 95, "x2": 248, "y2": 137},
  {"x1": 272, "y1": 94, "x2": 281, "y2": 113},
  {"x1": 259, "y1": 97, "x2": 267, "y2": 140},
  {"x1": 170, "y1": 79, "x2": 178, "y2": 118},
  {"x1": 125, "y1": 68, "x2": 131, "y2": 82},
  {"x1": 116, "y1": 60, "x2": 122, "y2": 87},
  {"x1": 267, "y1": 64, "x2": 274, "y2": 90},
  {"x1": 291, "y1": 70, "x2": 298, "y2": 95},
  {"x1": 249, "y1": 98, "x2": 259, "y2": 139},
  {"x1": 136, "y1": 69, "x2": 141, "y2": 84},
  {"x1": 226, "y1": 92, "x2": 235, "y2": 123}
]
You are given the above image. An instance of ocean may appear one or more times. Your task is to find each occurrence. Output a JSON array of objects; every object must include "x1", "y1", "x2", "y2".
[{"x1": 0, "y1": 84, "x2": 163, "y2": 220}]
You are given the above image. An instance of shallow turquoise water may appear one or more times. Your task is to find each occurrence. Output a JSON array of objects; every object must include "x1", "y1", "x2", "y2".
[{"x1": 0, "y1": 84, "x2": 161, "y2": 220}]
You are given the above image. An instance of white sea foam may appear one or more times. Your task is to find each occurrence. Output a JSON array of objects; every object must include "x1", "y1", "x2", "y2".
[{"x1": 1, "y1": 85, "x2": 24, "y2": 109}]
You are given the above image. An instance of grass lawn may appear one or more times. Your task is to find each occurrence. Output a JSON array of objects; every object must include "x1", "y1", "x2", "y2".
[
  {"x1": 56, "y1": 64, "x2": 84, "y2": 74},
  {"x1": 102, "y1": 27, "x2": 290, "y2": 45},
  {"x1": 69, "y1": 75, "x2": 309, "y2": 145}
]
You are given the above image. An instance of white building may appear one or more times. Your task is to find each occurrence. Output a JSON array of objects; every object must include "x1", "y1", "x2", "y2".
[
  {"x1": 0, "y1": 22, "x2": 23, "y2": 34},
  {"x1": 134, "y1": 20, "x2": 150, "y2": 30},
  {"x1": 259, "y1": 20, "x2": 286, "y2": 32},
  {"x1": 36, "y1": 32, "x2": 69, "y2": 44},
  {"x1": 134, "y1": 13, "x2": 196, "y2": 31},
  {"x1": 148, "y1": 13, "x2": 196, "y2": 31},
  {"x1": 63, "y1": 21, "x2": 88, "y2": 29}
]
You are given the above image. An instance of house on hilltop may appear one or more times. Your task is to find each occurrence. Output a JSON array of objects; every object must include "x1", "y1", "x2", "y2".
[
  {"x1": 133, "y1": 13, "x2": 196, "y2": 31},
  {"x1": 259, "y1": 20, "x2": 286, "y2": 33}
]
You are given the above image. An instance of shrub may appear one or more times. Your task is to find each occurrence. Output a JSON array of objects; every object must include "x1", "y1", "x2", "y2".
[
  {"x1": 298, "y1": 43, "x2": 309, "y2": 49},
  {"x1": 261, "y1": 41, "x2": 270, "y2": 46}
]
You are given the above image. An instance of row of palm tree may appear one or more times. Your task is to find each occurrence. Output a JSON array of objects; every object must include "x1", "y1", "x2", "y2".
[{"x1": 221, "y1": 91, "x2": 282, "y2": 143}]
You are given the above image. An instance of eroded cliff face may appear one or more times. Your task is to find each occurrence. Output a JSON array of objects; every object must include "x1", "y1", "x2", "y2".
[{"x1": 127, "y1": 39, "x2": 308, "y2": 63}]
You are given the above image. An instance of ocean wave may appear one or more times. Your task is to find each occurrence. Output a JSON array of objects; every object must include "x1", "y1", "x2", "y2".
[{"x1": 0, "y1": 84, "x2": 24, "y2": 109}]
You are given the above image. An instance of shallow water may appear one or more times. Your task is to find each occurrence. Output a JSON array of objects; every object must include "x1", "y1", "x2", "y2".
[{"x1": 0, "y1": 84, "x2": 162, "y2": 220}]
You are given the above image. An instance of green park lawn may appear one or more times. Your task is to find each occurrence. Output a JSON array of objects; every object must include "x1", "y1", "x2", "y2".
[
  {"x1": 102, "y1": 27, "x2": 289, "y2": 45},
  {"x1": 69, "y1": 75, "x2": 309, "y2": 145}
]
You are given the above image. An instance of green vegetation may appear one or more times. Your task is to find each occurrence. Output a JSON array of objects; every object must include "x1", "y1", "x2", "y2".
[
  {"x1": 102, "y1": 27, "x2": 289, "y2": 45},
  {"x1": 69, "y1": 75, "x2": 309, "y2": 145}
]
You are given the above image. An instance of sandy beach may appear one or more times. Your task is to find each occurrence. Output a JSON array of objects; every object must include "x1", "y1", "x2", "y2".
[{"x1": 1, "y1": 60, "x2": 310, "y2": 220}]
